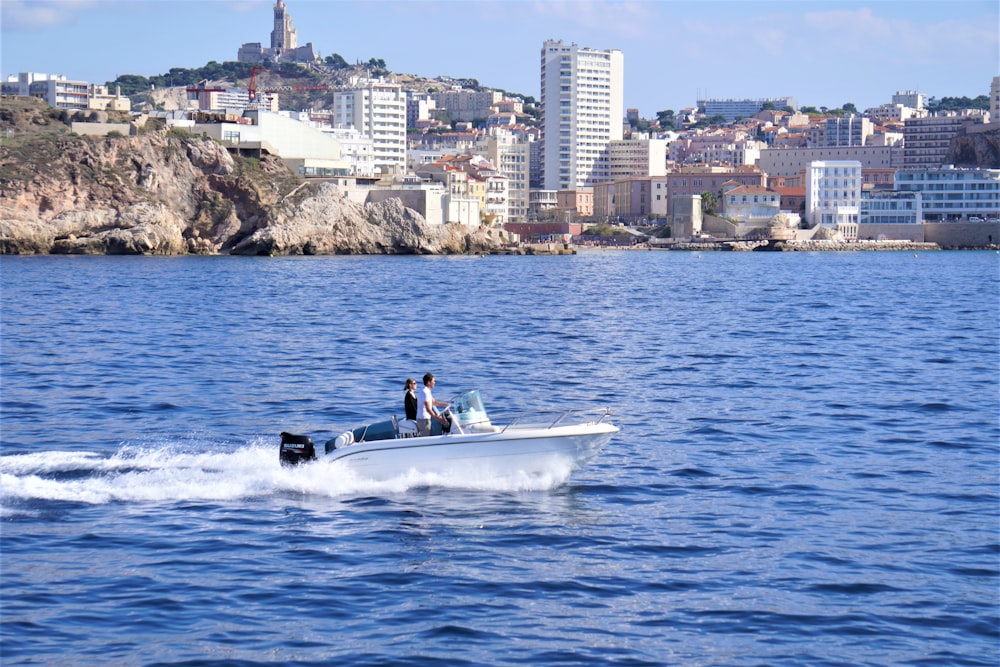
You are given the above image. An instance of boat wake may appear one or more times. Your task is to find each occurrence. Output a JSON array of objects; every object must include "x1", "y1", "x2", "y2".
[{"x1": 0, "y1": 437, "x2": 576, "y2": 512}]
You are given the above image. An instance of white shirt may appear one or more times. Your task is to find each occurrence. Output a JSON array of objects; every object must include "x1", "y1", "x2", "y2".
[{"x1": 416, "y1": 385, "x2": 434, "y2": 420}]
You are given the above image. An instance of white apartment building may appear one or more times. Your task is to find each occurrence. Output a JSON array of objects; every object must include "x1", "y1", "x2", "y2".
[
  {"x1": 723, "y1": 185, "x2": 782, "y2": 226},
  {"x1": 333, "y1": 81, "x2": 407, "y2": 176},
  {"x1": 323, "y1": 126, "x2": 376, "y2": 177},
  {"x1": 823, "y1": 115, "x2": 873, "y2": 147},
  {"x1": 698, "y1": 97, "x2": 797, "y2": 122},
  {"x1": 193, "y1": 109, "x2": 350, "y2": 176},
  {"x1": 3, "y1": 72, "x2": 131, "y2": 111},
  {"x1": 805, "y1": 160, "x2": 862, "y2": 239},
  {"x1": 540, "y1": 39, "x2": 624, "y2": 191},
  {"x1": 865, "y1": 102, "x2": 926, "y2": 124},
  {"x1": 892, "y1": 90, "x2": 926, "y2": 109},
  {"x1": 895, "y1": 166, "x2": 1000, "y2": 221},
  {"x1": 859, "y1": 191, "x2": 921, "y2": 225},
  {"x1": 608, "y1": 137, "x2": 667, "y2": 179}
]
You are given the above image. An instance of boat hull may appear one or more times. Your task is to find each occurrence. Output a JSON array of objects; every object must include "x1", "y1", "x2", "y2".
[{"x1": 323, "y1": 422, "x2": 618, "y2": 481}]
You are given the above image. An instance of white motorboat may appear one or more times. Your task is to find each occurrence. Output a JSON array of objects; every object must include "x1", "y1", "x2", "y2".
[{"x1": 279, "y1": 391, "x2": 618, "y2": 481}]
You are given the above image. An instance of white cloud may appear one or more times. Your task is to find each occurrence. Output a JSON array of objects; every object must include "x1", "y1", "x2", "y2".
[
  {"x1": 1, "y1": 0, "x2": 99, "y2": 31},
  {"x1": 802, "y1": 7, "x2": 997, "y2": 65},
  {"x1": 530, "y1": 0, "x2": 657, "y2": 39}
]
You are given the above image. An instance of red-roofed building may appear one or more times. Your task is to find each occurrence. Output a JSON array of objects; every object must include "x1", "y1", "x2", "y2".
[{"x1": 775, "y1": 186, "x2": 806, "y2": 217}]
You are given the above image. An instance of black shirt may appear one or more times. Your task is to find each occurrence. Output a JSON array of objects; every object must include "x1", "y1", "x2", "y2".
[{"x1": 404, "y1": 391, "x2": 418, "y2": 420}]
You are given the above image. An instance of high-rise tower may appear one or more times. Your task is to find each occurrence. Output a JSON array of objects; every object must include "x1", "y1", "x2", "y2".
[{"x1": 540, "y1": 40, "x2": 624, "y2": 192}]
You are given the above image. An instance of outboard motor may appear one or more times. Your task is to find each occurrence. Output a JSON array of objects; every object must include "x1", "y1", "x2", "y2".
[{"x1": 279, "y1": 432, "x2": 316, "y2": 466}]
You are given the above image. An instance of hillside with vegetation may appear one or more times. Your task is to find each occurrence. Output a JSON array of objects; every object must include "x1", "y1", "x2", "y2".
[{"x1": 110, "y1": 59, "x2": 537, "y2": 117}]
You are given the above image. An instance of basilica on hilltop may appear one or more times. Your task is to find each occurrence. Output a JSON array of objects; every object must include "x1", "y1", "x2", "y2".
[{"x1": 237, "y1": 0, "x2": 317, "y2": 65}]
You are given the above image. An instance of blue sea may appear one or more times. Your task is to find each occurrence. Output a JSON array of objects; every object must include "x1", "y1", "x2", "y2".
[{"x1": 1, "y1": 251, "x2": 998, "y2": 666}]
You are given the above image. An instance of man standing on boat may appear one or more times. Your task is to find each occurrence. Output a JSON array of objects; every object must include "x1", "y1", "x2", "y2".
[{"x1": 416, "y1": 373, "x2": 450, "y2": 436}]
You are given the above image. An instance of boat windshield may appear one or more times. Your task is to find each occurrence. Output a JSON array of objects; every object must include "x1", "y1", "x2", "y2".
[{"x1": 450, "y1": 390, "x2": 491, "y2": 430}]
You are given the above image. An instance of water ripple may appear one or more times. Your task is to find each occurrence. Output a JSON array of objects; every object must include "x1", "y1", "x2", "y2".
[{"x1": 1, "y1": 252, "x2": 998, "y2": 666}]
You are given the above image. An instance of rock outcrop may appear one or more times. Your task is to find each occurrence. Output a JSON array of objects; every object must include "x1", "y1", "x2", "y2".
[
  {"x1": 0, "y1": 97, "x2": 499, "y2": 255},
  {"x1": 949, "y1": 128, "x2": 1000, "y2": 168}
]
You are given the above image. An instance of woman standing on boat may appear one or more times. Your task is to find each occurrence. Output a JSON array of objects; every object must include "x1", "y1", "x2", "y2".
[
  {"x1": 416, "y1": 373, "x2": 450, "y2": 436},
  {"x1": 403, "y1": 378, "x2": 418, "y2": 421}
]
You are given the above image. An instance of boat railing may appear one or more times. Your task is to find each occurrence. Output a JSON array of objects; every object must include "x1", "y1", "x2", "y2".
[{"x1": 495, "y1": 406, "x2": 614, "y2": 433}]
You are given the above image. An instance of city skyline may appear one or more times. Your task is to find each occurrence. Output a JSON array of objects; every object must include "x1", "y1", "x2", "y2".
[{"x1": 1, "y1": 0, "x2": 997, "y2": 117}]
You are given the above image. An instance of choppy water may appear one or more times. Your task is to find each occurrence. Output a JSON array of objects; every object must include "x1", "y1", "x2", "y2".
[{"x1": 1, "y1": 251, "x2": 998, "y2": 666}]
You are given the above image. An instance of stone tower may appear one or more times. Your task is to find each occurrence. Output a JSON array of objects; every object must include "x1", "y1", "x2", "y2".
[{"x1": 270, "y1": 0, "x2": 298, "y2": 54}]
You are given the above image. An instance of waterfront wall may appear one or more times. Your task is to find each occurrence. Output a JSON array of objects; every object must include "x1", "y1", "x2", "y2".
[
  {"x1": 70, "y1": 121, "x2": 134, "y2": 137},
  {"x1": 923, "y1": 222, "x2": 1000, "y2": 248},
  {"x1": 859, "y1": 223, "x2": 925, "y2": 242}
]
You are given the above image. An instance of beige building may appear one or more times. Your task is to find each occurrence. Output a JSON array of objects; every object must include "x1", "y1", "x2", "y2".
[
  {"x1": 661, "y1": 166, "x2": 767, "y2": 217},
  {"x1": 609, "y1": 137, "x2": 668, "y2": 179},
  {"x1": 415, "y1": 155, "x2": 508, "y2": 225},
  {"x1": 592, "y1": 178, "x2": 657, "y2": 222},
  {"x1": 757, "y1": 145, "x2": 900, "y2": 179},
  {"x1": 476, "y1": 129, "x2": 532, "y2": 223},
  {"x1": 557, "y1": 189, "x2": 594, "y2": 218},
  {"x1": 433, "y1": 89, "x2": 503, "y2": 122}
]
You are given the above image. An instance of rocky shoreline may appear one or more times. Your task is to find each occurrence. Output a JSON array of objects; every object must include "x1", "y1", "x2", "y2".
[
  {"x1": 3, "y1": 100, "x2": 996, "y2": 257},
  {"x1": 0, "y1": 98, "x2": 502, "y2": 256}
]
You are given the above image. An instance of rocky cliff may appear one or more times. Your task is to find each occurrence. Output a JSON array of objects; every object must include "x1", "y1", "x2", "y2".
[
  {"x1": 0, "y1": 98, "x2": 498, "y2": 255},
  {"x1": 949, "y1": 128, "x2": 1000, "y2": 168}
]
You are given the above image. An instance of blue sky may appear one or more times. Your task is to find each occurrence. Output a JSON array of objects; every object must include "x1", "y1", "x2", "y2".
[{"x1": 2, "y1": 0, "x2": 997, "y2": 117}]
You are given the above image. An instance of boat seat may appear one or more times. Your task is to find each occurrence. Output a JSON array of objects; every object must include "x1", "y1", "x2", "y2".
[{"x1": 395, "y1": 417, "x2": 418, "y2": 438}]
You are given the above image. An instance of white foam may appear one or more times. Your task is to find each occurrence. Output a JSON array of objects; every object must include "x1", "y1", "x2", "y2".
[{"x1": 0, "y1": 439, "x2": 571, "y2": 506}]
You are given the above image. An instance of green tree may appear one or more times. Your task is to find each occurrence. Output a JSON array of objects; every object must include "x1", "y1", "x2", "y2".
[
  {"x1": 928, "y1": 95, "x2": 989, "y2": 112},
  {"x1": 842, "y1": 102, "x2": 858, "y2": 114},
  {"x1": 325, "y1": 53, "x2": 349, "y2": 69},
  {"x1": 110, "y1": 74, "x2": 150, "y2": 96},
  {"x1": 700, "y1": 190, "x2": 720, "y2": 216}
]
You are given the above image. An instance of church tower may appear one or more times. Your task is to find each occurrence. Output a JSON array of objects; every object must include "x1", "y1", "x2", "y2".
[{"x1": 270, "y1": 0, "x2": 298, "y2": 54}]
